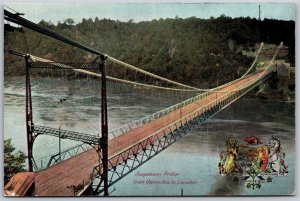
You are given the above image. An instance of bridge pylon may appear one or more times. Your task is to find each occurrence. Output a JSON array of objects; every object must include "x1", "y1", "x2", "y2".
[
  {"x1": 13, "y1": 49, "x2": 110, "y2": 196},
  {"x1": 25, "y1": 55, "x2": 36, "y2": 172},
  {"x1": 99, "y1": 55, "x2": 109, "y2": 196}
]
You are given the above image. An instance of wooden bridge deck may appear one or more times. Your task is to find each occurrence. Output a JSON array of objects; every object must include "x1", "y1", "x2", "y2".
[{"x1": 32, "y1": 71, "x2": 264, "y2": 196}]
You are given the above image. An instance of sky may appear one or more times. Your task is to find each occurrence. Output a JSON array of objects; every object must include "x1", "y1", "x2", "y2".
[{"x1": 4, "y1": 2, "x2": 295, "y2": 25}]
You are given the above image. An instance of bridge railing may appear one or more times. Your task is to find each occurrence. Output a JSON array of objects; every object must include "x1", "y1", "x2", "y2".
[
  {"x1": 37, "y1": 71, "x2": 272, "y2": 171},
  {"x1": 86, "y1": 71, "x2": 275, "y2": 193},
  {"x1": 103, "y1": 72, "x2": 273, "y2": 184},
  {"x1": 32, "y1": 90, "x2": 212, "y2": 171},
  {"x1": 107, "y1": 70, "x2": 273, "y2": 167},
  {"x1": 34, "y1": 90, "x2": 212, "y2": 170},
  {"x1": 107, "y1": 71, "x2": 264, "y2": 139},
  {"x1": 34, "y1": 143, "x2": 91, "y2": 171},
  {"x1": 108, "y1": 90, "x2": 212, "y2": 138}
]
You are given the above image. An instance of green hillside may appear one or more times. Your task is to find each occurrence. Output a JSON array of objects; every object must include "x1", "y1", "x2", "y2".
[{"x1": 4, "y1": 15, "x2": 295, "y2": 89}]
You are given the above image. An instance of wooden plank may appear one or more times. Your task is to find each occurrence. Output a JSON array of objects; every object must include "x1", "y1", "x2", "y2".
[{"x1": 33, "y1": 72, "x2": 264, "y2": 196}]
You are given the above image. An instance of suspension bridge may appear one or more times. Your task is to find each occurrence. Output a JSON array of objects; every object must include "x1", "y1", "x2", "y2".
[{"x1": 4, "y1": 9, "x2": 285, "y2": 196}]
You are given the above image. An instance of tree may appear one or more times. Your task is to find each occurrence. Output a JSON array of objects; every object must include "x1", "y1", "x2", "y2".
[
  {"x1": 64, "y1": 18, "x2": 75, "y2": 26},
  {"x1": 38, "y1": 20, "x2": 49, "y2": 27},
  {"x1": 4, "y1": 139, "x2": 26, "y2": 184}
]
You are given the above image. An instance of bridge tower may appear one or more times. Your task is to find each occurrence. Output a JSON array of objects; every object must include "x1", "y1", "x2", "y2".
[
  {"x1": 99, "y1": 55, "x2": 109, "y2": 196},
  {"x1": 25, "y1": 55, "x2": 34, "y2": 172}
]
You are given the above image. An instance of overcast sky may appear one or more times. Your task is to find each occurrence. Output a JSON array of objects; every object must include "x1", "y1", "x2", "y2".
[{"x1": 4, "y1": 2, "x2": 295, "y2": 24}]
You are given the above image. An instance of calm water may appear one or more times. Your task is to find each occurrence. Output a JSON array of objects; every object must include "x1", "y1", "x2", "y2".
[{"x1": 4, "y1": 76, "x2": 295, "y2": 196}]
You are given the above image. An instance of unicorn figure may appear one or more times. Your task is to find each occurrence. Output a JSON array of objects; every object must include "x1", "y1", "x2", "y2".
[{"x1": 268, "y1": 136, "x2": 288, "y2": 173}]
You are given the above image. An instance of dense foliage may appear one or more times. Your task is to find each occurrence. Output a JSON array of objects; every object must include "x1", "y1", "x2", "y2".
[
  {"x1": 4, "y1": 139, "x2": 26, "y2": 184},
  {"x1": 4, "y1": 15, "x2": 295, "y2": 88}
]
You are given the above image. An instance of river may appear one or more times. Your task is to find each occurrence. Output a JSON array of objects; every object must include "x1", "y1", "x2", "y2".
[{"x1": 4, "y1": 76, "x2": 295, "y2": 196}]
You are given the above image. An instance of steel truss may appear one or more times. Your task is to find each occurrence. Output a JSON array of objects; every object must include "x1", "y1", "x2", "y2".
[
  {"x1": 24, "y1": 57, "x2": 109, "y2": 195},
  {"x1": 90, "y1": 72, "x2": 273, "y2": 195},
  {"x1": 29, "y1": 62, "x2": 99, "y2": 69},
  {"x1": 25, "y1": 56, "x2": 272, "y2": 196},
  {"x1": 33, "y1": 125, "x2": 100, "y2": 145},
  {"x1": 46, "y1": 143, "x2": 91, "y2": 168},
  {"x1": 25, "y1": 60, "x2": 104, "y2": 171}
]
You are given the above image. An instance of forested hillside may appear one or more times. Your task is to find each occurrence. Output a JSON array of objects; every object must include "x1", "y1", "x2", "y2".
[{"x1": 4, "y1": 15, "x2": 295, "y2": 88}]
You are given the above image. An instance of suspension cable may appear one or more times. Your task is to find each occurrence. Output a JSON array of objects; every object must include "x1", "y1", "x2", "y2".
[
  {"x1": 4, "y1": 9, "x2": 265, "y2": 93},
  {"x1": 241, "y1": 42, "x2": 264, "y2": 78},
  {"x1": 4, "y1": 9, "x2": 200, "y2": 91},
  {"x1": 105, "y1": 55, "x2": 199, "y2": 90},
  {"x1": 7, "y1": 43, "x2": 273, "y2": 96},
  {"x1": 9, "y1": 48, "x2": 265, "y2": 94},
  {"x1": 28, "y1": 55, "x2": 204, "y2": 92}
]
